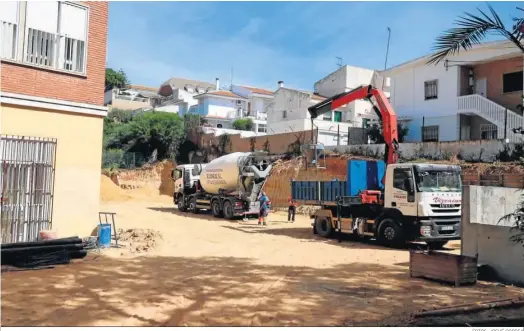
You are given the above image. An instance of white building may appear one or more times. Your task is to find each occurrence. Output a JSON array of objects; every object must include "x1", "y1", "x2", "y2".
[
  {"x1": 192, "y1": 85, "x2": 267, "y2": 135},
  {"x1": 314, "y1": 65, "x2": 391, "y2": 128},
  {"x1": 155, "y1": 77, "x2": 217, "y2": 114},
  {"x1": 381, "y1": 40, "x2": 524, "y2": 143},
  {"x1": 231, "y1": 84, "x2": 274, "y2": 133},
  {"x1": 267, "y1": 82, "x2": 354, "y2": 146},
  {"x1": 104, "y1": 85, "x2": 162, "y2": 111}
]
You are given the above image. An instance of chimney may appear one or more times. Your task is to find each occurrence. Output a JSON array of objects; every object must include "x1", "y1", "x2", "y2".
[
  {"x1": 215, "y1": 78, "x2": 220, "y2": 90},
  {"x1": 278, "y1": 80, "x2": 284, "y2": 88}
]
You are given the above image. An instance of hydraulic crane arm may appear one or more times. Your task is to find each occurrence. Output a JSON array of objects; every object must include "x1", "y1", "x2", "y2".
[{"x1": 308, "y1": 85, "x2": 399, "y2": 166}]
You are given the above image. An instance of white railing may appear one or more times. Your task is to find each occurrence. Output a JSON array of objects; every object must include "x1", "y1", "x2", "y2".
[
  {"x1": 0, "y1": 20, "x2": 17, "y2": 60},
  {"x1": 458, "y1": 94, "x2": 524, "y2": 142}
]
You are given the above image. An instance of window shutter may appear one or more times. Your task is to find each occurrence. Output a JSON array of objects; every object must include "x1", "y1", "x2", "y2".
[
  {"x1": 0, "y1": 2, "x2": 18, "y2": 24},
  {"x1": 26, "y1": 1, "x2": 59, "y2": 33},
  {"x1": 59, "y1": 3, "x2": 87, "y2": 41}
]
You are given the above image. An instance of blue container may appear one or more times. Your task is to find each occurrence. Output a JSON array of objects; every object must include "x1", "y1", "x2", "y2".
[
  {"x1": 98, "y1": 223, "x2": 112, "y2": 248},
  {"x1": 347, "y1": 160, "x2": 386, "y2": 195}
]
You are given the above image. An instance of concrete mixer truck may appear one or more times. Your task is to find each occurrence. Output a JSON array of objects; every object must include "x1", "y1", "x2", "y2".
[{"x1": 172, "y1": 151, "x2": 273, "y2": 219}]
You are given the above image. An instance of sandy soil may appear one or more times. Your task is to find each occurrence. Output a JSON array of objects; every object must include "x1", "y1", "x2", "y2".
[{"x1": 2, "y1": 192, "x2": 524, "y2": 326}]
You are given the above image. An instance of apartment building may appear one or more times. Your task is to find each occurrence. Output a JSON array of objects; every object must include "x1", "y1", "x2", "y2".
[
  {"x1": 382, "y1": 40, "x2": 524, "y2": 143},
  {"x1": 155, "y1": 77, "x2": 216, "y2": 114},
  {"x1": 0, "y1": 1, "x2": 108, "y2": 242}
]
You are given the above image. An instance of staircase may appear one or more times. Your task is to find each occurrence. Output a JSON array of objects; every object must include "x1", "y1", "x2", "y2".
[{"x1": 458, "y1": 94, "x2": 524, "y2": 142}]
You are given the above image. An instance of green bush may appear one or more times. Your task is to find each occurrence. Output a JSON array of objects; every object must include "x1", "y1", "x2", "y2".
[
  {"x1": 102, "y1": 149, "x2": 125, "y2": 169},
  {"x1": 232, "y1": 118, "x2": 254, "y2": 131},
  {"x1": 103, "y1": 110, "x2": 185, "y2": 168}
]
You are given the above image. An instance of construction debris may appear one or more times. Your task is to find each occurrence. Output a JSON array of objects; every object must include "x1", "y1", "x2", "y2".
[{"x1": 117, "y1": 228, "x2": 163, "y2": 253}]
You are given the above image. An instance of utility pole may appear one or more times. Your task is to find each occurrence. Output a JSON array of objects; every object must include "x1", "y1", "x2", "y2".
[
  {"x1": 382, "y1": 27, "x2": 391, "y2": 90},
  {"x1": 230, "y1": 66, "x2": 234, "y2": 90}
]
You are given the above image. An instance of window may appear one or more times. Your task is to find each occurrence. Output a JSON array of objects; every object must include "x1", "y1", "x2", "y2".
[
  {"x1": 258, "y1": 124, "x2": 267, "y2": 133},
  {"x1": 334, "y1": 111, "x2": 342, "y2": 123},
  {"x1": 424, "y1": 80, "x2": 438, "y2": 100},
  {"x1": 362, "y1": 118, "x2": 370, "y2": 129},
  {"x1": 393, "y1": 168, "x2": 412, "y2": 191},
  {"x1": 480, "y1": 124, "x2": 497, "y2": 140},
  {"x1": 0, "y1": 1, "x2": 88, "y2": 74},
  {"x1": 422, "y1": 125, "x2": 439, "y2": 142},
  {"x1": 502, "y1": 71, "x2": 523, "y2": 94},
  {"x1": 282, "y1": 110, "x2": 287, "y2": 119},
  {"x1": 322, "y1": 112, "x2": 331, "y2": 121}
]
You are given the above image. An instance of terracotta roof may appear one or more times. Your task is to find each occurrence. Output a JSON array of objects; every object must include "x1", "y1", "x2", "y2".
[
  {"x1": 195, "y1": 90, "x2": 247, "y2": 99},
  {"x1": 238, "y1": 85, "x2": 274, "y2": 96},
  {"x1": 128, "y1": 84, "x2": 159, "y2": 92}
]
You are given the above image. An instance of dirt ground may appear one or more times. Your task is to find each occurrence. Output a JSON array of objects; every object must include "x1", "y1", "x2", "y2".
[{"x1": 2, "y1": 187, "x2": 524, "y2": 326}]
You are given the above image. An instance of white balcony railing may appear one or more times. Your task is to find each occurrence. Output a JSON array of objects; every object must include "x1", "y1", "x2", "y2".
[
  {"x1": 0, "y1": 22, "x2": 86, "y2": 74},
  {"x1": 24, "y1": 28, "x2": 85, "y2": 73},
  {"x1": 0, "y1": 21, "x2": 17, "y2": 60},
  {"x1": 458, "y1": 94, "x2": 524, "y2": 142}
]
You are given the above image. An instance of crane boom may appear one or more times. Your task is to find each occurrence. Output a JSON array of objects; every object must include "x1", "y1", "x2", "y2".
[{"x1": 308, "y1": 85, "x2": 399, "y2": 166}]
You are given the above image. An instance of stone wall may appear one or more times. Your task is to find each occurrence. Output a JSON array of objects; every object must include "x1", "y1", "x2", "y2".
[{"x1": 326, "y1": 140, "x2": 521, "y2": 163}]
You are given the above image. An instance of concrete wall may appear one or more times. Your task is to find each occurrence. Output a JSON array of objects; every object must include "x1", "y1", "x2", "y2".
[
  {"x1": 325, "y1": 140, "x2": 518, "y2": 163},
  {"x1": 110, "y1": 97, "x2": 152, "y2": 111},
  {"x1": 461, "y1": 185, "x2": 523, "y2": 285},
  {"x1": 1, "y1": 104, "x2": 104, "y2": 238}
]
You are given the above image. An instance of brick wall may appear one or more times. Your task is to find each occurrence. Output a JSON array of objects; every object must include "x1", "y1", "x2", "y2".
[{"x1": 0, "y1": 2, "x2": 108, "y2": 106}]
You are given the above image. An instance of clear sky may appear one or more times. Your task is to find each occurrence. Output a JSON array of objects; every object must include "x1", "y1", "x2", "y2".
[{"x1": 106, "y1": 1, "x2": 520, "y2": 91}]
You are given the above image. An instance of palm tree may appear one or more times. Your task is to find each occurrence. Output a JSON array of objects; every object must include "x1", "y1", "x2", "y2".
[{"x1": 427, "y1": 5, "x2": 524, "y2": 65}]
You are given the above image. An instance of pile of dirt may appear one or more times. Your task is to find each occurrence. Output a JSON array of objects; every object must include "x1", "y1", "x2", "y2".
[
  {"x1": 117, "y1": 228, "x2": 163, "y2": 253},
  {"x1": 102, "y1": 160, "x2": 176, "y2": 197},
  {"x1": 100, "y1": 175, "x2": 133, "y2": 202}
]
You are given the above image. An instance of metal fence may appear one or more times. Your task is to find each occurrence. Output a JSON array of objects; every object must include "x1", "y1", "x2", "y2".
[
  {"x1": 1, "y1": 135, "x2": 57, "y2": 243},
  {"x1": 101, "y1": 150, "x2": 146, "y2": 169}
]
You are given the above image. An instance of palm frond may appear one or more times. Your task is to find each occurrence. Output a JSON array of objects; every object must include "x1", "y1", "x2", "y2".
[{"x1": 427, "y1": 4, "x2": 524, "y2": 65}]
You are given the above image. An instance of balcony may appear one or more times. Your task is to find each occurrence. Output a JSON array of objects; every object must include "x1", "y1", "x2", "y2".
[{"x1": 0, "y1": 22, "x2": 86, "y2": 74}]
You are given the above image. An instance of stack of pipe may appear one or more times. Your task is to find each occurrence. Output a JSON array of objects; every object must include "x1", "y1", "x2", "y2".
[{"x1": 1, "y1": 236, "x2": 87, "y2": 271}]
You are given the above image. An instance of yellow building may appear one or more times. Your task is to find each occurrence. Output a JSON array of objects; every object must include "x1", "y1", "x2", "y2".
[{"x1": 0, "y1": 1, "x2": 108, "y2": 242}]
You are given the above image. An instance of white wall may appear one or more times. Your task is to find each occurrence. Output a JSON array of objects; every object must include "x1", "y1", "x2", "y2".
[
  {"x1": 205, "y1": 97, "x2": 247, "y2": 119},
  {"x1": 388, "y1": 65, "x2": 461, "y2": 117},
  {"x1": 462, "y1": 185, "x2": 523, "y2": 285}
]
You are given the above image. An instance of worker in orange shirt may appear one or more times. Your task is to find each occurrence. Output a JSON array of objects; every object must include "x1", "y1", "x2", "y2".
[{"x1": 288, "y1": 196, "x2": 297, "y2": 222}]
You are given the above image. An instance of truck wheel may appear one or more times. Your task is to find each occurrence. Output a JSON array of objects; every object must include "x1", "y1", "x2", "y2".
[
  {"x1": 189, "y1": 197, "x2": 199, "y2": 214},
  {"x1": 177, "y1": 196, "x2": 187, "y2": 212},
  {"x1": 315, "y1": 217, "x2": 333, "y2": 238},
  {"x1": 223, "y1": 201, "x2": 234, "y2": 220},
  {"x1": 427, "y1": 241, "x2": 448, "y2": 250},
  {"x1": 212, "y1": 200, "x2": 223, "y2": 218},
  {"x1": 378, "y1": 219, "x2": 404, "y2": 247}
]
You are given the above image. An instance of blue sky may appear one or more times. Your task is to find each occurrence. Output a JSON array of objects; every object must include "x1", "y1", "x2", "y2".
[{"x1": 106, "y1": 1, "x2": 520, "y2": 91}]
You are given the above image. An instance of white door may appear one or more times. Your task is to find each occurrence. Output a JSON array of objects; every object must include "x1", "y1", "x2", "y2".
[{"x1": 475, "y1": 78, "x2": 487, "y2": 97}]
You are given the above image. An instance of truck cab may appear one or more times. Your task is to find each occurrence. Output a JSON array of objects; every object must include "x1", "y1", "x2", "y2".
[
  {"x1": 171, "y1": 163, "x2": 206, "y2": 210},
  {"x1": 383, "y1": 163, "x2": 462, "y2": 243}
]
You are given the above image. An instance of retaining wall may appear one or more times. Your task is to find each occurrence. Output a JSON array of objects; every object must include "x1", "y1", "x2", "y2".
[
  {"x1": 461, "y1": 185, "x2": 524, "y2": 285},
  {"x1": 325, "y1": 140, "x2": 520, "y2": 163}
]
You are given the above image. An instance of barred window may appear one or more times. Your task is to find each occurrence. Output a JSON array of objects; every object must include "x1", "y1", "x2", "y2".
[
  {"x1": 422, "y1": 125, "x2": 439, "y2": 142},
  {"x1": 424, "y1": 80, "x2": 438, "y2": 100},
  {"x1": 480, "y1": 124, "x2": 498, "y2": 140}
]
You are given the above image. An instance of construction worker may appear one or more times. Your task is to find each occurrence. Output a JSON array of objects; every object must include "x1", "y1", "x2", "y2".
[
  {"x1": 258, "y1": 191, "x2": 269, "y2": 226},
  {"x1": 288, "y1": 196, "x2": 297, "y2": 222}
]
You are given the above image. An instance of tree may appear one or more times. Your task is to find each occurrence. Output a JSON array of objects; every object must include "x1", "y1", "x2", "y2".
[
  {"x1": 499, "y1": 190, "x2": 524, "y2": 255},
  {"x1": 427, "y1": 5, "x2": 524, "y2": 65},
  {"x1": 232, "y1": 118, "x2": 254, "y2": 131},
  {"x1": 105, "y1": 68, "x2": 130, "y2": 91},
  {"x1": 367, "y1": 122, "x2": 409, "y2": 143}
]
